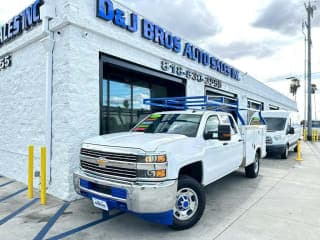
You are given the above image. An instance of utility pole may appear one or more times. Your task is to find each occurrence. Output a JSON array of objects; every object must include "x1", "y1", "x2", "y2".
[
  {"x1": 302, "y1": 21, "x2": 307, "y2": 129},
  {"x1": 305, "y1": 1, "x2": 315, "y2": 141}
]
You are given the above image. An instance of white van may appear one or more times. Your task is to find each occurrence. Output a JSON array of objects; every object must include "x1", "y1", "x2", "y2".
[
  {"x1": 250, "y1": 110, "x2": 302, "y2": 159},
  {"x1": 312, "y1": 121, "x2": 320, "y2": 136}
]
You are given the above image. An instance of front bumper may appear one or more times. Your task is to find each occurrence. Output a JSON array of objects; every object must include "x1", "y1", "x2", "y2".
[
  {"x1": 73, "y1": 169, "x2": 177, "y2": 214},
  {"x1": 266, "y1": 144, "x2": 286, "y2": 153}
]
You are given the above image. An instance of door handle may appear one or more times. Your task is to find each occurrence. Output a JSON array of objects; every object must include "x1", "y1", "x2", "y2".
[
  {"x1": 238, "y1": 139, "x2": 243, "y2": 142},
  {"x1": 223, "y1": 143, "x2": 229, "y2": 146}
]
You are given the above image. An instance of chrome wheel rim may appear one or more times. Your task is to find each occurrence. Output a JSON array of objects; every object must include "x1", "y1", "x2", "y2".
[{"x1": 174, "y1": 188, "x2": 199, "y2": 221}]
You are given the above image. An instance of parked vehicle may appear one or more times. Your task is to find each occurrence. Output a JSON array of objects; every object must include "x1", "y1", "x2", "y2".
[
  {"x1": 73, "y1": 96, "x2": 266, "y2": 230},
  {"x1": 312, "y1": 121, "x2": 320, "y2": 138},
  {"x1": 250, "y1": 110, "x2": 302, "y2": 159}
]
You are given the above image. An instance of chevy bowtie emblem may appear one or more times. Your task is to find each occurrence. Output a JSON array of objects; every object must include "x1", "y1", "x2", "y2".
[{"x1": 97, "y1": 158, "x2": 108, "y2": 167}]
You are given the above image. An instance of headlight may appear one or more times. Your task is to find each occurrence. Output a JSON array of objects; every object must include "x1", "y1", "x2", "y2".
[
  {"x1": 138, "y1": 153, "x2": 167, "y2": 163},
  {"x1": 273, "y1": 135, "x2": 284, "y2": 141}
]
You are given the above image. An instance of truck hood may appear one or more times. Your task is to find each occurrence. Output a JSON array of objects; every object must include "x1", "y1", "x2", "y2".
[{"x1": 83, "y1": 132, "x2": 188, "y2": 152}]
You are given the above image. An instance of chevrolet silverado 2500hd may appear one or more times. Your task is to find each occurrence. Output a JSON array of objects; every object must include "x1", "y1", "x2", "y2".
[{"x1": 73, "y1": 97, "x2": 266, "y2": 230}]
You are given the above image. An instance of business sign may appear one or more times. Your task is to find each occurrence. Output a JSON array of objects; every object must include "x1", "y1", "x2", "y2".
[
  {"x1": 0, "y1": 0, "x2": 43, "y2": 48},
  {"x1": 97, "y1": 0, "x2": 240, "y2": 81},
  {"x1": 161, "y1": 60, "x2": 222, "y2": 89},
  {"x1": 0, "y1": 54, "x2": 12, "y2": 71}
]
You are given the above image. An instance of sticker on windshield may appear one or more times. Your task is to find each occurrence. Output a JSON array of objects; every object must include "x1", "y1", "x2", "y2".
[
  {"x1": 133, "y1": 114, "x2": 162, "y2": 132},
  {"x1": 150, "y1": 114, "x2": 161, "y2": 119}
]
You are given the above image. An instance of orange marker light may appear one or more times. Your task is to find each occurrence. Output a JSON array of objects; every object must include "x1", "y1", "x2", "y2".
[
  {"x1": 157, "y1": 155, "x2": 167, "y2": 163},
  {"x1": 156, "y1": 169, "x2": 166, "y2": 178}
]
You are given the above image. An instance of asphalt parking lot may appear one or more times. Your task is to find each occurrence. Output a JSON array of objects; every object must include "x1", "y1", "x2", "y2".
[{"x1": 1, "y1": 142, "x2": 320, "y2": 240}]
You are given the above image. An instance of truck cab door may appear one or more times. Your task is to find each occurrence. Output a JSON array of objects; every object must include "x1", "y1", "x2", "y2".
[
  {"x1": 219, "y1": 115, "x2": 244, "y2": 170},
  {"x1": 202, "y1": 115, "x2": 243, "y2": 185}
]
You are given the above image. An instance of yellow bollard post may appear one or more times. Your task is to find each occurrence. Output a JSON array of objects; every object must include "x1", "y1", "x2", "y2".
[
  {"x1": 311, "y1": 129, "x2": 314, "y2": 142},
  {"x1": 296, "y1": 140, "x2": 303, "y2": 161},
  {"x1": 40, "y1": 147, "x2": 47, "y2": 205},
  {"x1": 303, "y1": 128, "x2": 307, "y2": 141},
  {"x1": 317, "y1": 130, "x2": 319, "y2": 142},
  {"x1": 28, "y1": 145, "x2": 34, "y2": 199}
]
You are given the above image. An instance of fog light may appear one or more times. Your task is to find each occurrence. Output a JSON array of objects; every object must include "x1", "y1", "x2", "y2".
[
  {"x1": 137, "y1": 169, "x2": 167, "y2": 178},
  {"x1": 155, "y1": 169, "x2": 166, "y2": 178}
]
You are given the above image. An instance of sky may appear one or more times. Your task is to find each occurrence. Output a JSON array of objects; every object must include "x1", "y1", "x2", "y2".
[{"x1": 1, "y1": 0, "x2": 320, "y2": 117}]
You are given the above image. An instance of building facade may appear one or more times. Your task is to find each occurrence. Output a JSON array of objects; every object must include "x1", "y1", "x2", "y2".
[{"x1": 0, "y1": 0, "x2": 297, "y2": 200}]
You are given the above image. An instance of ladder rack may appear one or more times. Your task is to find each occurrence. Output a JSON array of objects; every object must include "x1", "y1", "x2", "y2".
[{"x1": 143, "y1": 96, "x2": 266, "y2": 126}]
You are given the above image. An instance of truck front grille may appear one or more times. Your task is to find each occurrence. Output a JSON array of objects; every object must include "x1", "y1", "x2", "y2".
[
  {"x1": 80, "y1": 147, "x2": 141, "y2": 180},
  {"x1": 80, "y1": 160, "x2": 137, "y2": 179},
  {"x1": 266, "y1": 136, "x2": 273, "y2": 145},
  {"x1": 80, "y1": 148, "x2": 138, "y2": 163}
]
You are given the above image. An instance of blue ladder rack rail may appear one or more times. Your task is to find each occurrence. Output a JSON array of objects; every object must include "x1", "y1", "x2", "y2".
[{"x1": 143, "y1": 96, "x2": 249, "y2": 125}]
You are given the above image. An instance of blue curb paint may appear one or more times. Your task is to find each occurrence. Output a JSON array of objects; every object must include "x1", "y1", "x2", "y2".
[
  {"x1": 33, "y1": 201, "x2": 70, "y2": 240},
  {"x1": 0, "y1": 198, "x2": 38, "y2": 225},
  {"x1": 0, "y1": 180, "x2": 15, "y2": 188},
  {"x1": 0, "y1": 187, "x2": 27, "y2": 203},
  {"x1": 46, "y1": 211, "x2": 125, "y2": 240}
]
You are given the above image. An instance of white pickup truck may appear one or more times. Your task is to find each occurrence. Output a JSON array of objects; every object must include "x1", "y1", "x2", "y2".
[{"x1": 74, "y1": 99, "x2": 266, "y2": 230}]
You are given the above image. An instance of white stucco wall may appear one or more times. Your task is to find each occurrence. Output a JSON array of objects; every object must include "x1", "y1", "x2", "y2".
[
  {"x1": 0, "y1": 27, "x2": 46, "y2": 187},
  {"x1": 0, "y1": 0, "x2": 298, "y2": 200}
]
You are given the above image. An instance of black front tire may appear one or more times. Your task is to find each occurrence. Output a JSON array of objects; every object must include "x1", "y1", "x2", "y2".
[
  {"x1": 170, "y1": 176, "x2": 206, "y2": 230},
  {"x1": 281, "y1": 145, "x2": 289, "y2": 159},
  {"x1": 245, "y1": 152, "x2": 260, "y2": 178}
]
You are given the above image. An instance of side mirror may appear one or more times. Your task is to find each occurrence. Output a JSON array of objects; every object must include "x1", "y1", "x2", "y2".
[
  {"x1": 218, "y1": 125, "x2": 232, "y2": 141},
  {"x1": 204, "y1": 131, "x2": 218, "y2": 140},
  {"x1": 289, "y1": 127, "x2": 295, "y2": 134}
]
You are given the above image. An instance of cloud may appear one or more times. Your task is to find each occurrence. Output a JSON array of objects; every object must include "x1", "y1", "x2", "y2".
[
  {"x1": 208, "y1": 39, "x2": 288, "y2": 60},
  {"x1": 118, "y1": 0, "x2": 222, "y2": 40},
  {"x1": 253, "y1": 0, "x2": 320, "y2": 35}
]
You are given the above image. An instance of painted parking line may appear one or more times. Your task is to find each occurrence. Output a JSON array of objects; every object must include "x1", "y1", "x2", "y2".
[
  {"x1": 0, "y1": 187, "x2": 27, "y2": 203},
  {"x1": 33, "y1": 202, "x2": 70, "y2": 240},
  {"x1": 0, "y1": 198, "x2": 39, "y2": 225},
  {"x1": 47, "y1": 211, "x2": 125, "y2": 240},
  {"x1": 0, "y1": 180, "x2": 15, "y2": 188}
]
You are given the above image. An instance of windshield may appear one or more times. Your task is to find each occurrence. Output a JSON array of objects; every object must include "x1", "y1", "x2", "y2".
[
  {"x1": 312, "y1": 121, "x2": 320, "y2": 128},
  {"x1": 131, "y1": 113, "x2": 202, "y2": 137},
  {"x1": 264, "y1": 117, "x2": 287, "y2": 132}
]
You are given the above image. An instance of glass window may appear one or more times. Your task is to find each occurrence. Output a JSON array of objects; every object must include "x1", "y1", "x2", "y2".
[
  {"x1": 108, "y1": 81, "x2": 132, "y2": 133},
  {"x1": 133, "y1": 81, "x2": 151, "y2": 126},
  {"x1": 102, "y1": 80, "x2": 108, "y2": 106},
  {"x1": 204, "y1": 115, "x2": 219, "y2": 134},
  {"x1": 109, "y1": 81, "x2": 131, "y2": 108},
  {"x1": 133, "y1": 82, "x2": 150, "y2": 110},
  {"x1": 132, "y1": 114, "x2": 202, "y2": 137},
  {"x1": 220, "y1": 115, "x2": 237, "y2": 135},
  {"x1": 264, "y1": 118, "x2": 287, "y2": 132}
]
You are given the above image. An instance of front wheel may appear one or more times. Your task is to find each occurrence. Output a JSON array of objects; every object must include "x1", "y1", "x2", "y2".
[
  {"x1": 281, "y1": 145, "x2": 289, "y2": 159},
  {"x1": 245, "y1": 152, "x2": 260, "y2": 178},
  {"x1": 170, "y1": 176, "x2": 206, "y2": 230}
]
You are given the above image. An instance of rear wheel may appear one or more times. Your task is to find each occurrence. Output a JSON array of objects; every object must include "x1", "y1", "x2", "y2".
[
  {"x1": 170, "y1": 176, "x2": 205, "y2": 230},
  {"x1": 245, "y1": 152, "x2": 260, "y2": 178},
  {"x1": 281, "y1": 145, "x2": 289, "y2": 159}
]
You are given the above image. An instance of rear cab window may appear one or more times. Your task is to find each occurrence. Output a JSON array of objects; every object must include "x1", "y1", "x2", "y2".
[{"x1": 220, "y1": 115, "x2": 238, "y2": 135}]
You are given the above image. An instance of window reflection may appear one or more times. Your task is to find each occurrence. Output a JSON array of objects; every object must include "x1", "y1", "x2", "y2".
[
  {"x1": 108, "y1": 81, "x2": 131, "y2": 133},
  {"x1": 133, "y1": 82, "x2": 150, "y2": 110},
  {"x1": 102, "y1": 80, "x2": 108, "y2": 106},
  {"x1": 109, "y1": 81, "x2": 131, "y2": 109}
]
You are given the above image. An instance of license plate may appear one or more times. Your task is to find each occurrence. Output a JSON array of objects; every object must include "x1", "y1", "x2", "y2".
[{"x1": 92, "y1": 197, "x2": 109, "y2": 211}]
